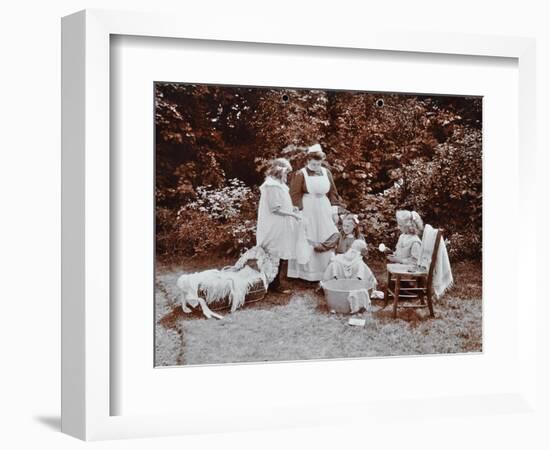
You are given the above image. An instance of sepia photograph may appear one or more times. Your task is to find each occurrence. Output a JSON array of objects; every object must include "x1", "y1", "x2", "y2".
[{"x1": 154, "y1": 83, "x2": 482, "y2": 367}]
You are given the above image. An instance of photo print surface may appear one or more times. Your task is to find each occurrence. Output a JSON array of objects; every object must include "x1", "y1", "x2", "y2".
[{"x1": 154, "y1": 82, "x2": 482, "y2": 367}]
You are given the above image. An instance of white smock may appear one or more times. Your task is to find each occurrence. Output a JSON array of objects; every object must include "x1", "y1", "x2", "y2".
[
  {"x1": 287, "y1": 167, "x2": 338, "y2": 281},
  {"x1": 256, "y1": 176, "x2": 297, "y2": 260}
]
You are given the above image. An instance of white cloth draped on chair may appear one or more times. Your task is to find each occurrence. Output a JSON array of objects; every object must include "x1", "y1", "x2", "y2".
[{"x1": 418, "y1": 224, "x2": 454, "y2": 298}]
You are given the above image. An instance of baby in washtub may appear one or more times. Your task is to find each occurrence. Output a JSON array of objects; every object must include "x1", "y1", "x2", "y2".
[{"x1": 322, "y1": 239, "x2": 377, "y2": 292}]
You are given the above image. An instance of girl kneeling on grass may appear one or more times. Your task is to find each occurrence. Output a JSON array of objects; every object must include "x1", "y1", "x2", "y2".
[
  {"x1": 313, "y1": 213, "x2": 365, "y2": 254},
  {"x1": 319, "y1": 214, "x2": 377, "y2": 291}
]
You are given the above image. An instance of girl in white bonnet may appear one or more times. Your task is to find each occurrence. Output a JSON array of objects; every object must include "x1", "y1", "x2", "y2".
[
  {"x1": 256, "y1": 158, "x2": 302, "y2": 293},
  {"x1": 387, "y1": 210, "x2": 424, "y2": 265}
]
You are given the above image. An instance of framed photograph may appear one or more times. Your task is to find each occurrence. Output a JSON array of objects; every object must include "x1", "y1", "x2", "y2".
[{"x1": 62, "y1": 9, "x2": 537, "y2": 440}]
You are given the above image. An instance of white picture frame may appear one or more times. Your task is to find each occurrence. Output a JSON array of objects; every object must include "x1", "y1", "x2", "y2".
[{"x1": 61, "y1": 9, "x2": 538, "y2": 441}]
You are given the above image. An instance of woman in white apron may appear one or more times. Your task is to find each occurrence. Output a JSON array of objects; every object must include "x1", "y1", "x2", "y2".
[{"x1": 288, "y1": 144, "x2": 345, "y2": 281}]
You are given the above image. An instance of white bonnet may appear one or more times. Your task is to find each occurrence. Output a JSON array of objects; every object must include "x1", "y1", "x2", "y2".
[{"x1": 396, "y1": 210, "x2": 423, "y2": 233}]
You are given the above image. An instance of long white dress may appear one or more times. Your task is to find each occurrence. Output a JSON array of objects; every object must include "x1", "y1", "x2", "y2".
[
  {"x1": 256, "y1": 176, "x2": 297, "y2": 260},
  {"x1": 287, "y1": 168, "x2": 338, "y2": 281}
]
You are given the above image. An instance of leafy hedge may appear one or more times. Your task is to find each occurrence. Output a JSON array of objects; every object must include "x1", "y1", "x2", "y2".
[{"x1": 155, "y1": 83, "x2": 482, "y2": 262}]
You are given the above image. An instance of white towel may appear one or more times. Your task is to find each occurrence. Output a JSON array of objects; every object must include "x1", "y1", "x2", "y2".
[
  {"x1": 177, "y1": 266, "x2": 264, "y2": 313},
  {"x1": 418, "y1": 225, "x2": 454, "y2": 298},
  {"x1": 347, "y1": 289, "x2": 371, "y2": 313}
]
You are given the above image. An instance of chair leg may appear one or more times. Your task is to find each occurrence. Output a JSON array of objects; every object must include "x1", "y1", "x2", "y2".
[
  {"x1": 381, "y1": 271, "x2": 391, "y2": 310},
  {"x1": 419, "y1": 277, "x2": 426, "y2": 305},
  {"x1": 426, "y1": 287, "x2": 434, "y2": 317},
  {"x1": 393, "y1": 275, "x2": 400, "y2": 319},
  {"x1": 381, "y1": 288, "x2": 388, "y2": 310}
]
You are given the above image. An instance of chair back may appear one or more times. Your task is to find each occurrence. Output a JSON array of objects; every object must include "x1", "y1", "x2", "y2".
[{"x1": 418, "y1": 225, "x2": 443, "y2": 276}]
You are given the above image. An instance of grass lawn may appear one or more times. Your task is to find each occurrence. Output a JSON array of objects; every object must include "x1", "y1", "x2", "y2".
[{"x1": 155, "y1": 256, "x2": 482, "y2": 366}]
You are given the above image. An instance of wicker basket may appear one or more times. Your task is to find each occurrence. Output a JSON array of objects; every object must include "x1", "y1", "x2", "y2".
[{"x1": 199, "y1": 278, "x2": 267, "y2": 311}]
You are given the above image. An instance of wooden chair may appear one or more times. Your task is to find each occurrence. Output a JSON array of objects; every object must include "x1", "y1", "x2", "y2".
[{"x1": 382, "y1": 228, "x2": 443, "y2": 319}]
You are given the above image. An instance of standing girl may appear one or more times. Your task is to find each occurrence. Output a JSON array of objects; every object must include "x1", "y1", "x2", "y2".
[{"x1": 256, "y1": 158, "x2": 301, "y2": 293}]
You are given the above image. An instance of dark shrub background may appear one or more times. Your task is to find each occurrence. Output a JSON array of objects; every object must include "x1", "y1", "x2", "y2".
[{"x1": 155, "y1": 83, "x2": 482, "y2": 262}]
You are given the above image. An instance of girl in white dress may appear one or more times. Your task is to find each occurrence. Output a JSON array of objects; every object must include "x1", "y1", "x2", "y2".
[
  {"x1": 387, "y1": 210, "x2": 424, "y2": 264},
  {"x1": 287, "y1": 144, "x2": 344, "y2": 281},
  {"x1": 256, "y1": 158, "x2": 302, "y2": 293}
]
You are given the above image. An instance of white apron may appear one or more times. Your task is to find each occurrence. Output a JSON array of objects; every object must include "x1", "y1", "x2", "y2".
[{"x1": 287, "y1": 168, "x2": 338, "y2": 281}]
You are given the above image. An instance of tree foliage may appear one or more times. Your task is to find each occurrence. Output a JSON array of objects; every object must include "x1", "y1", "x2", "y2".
[{"x1": 155, "y1": 83, "x2": 482, "y2": 261}]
